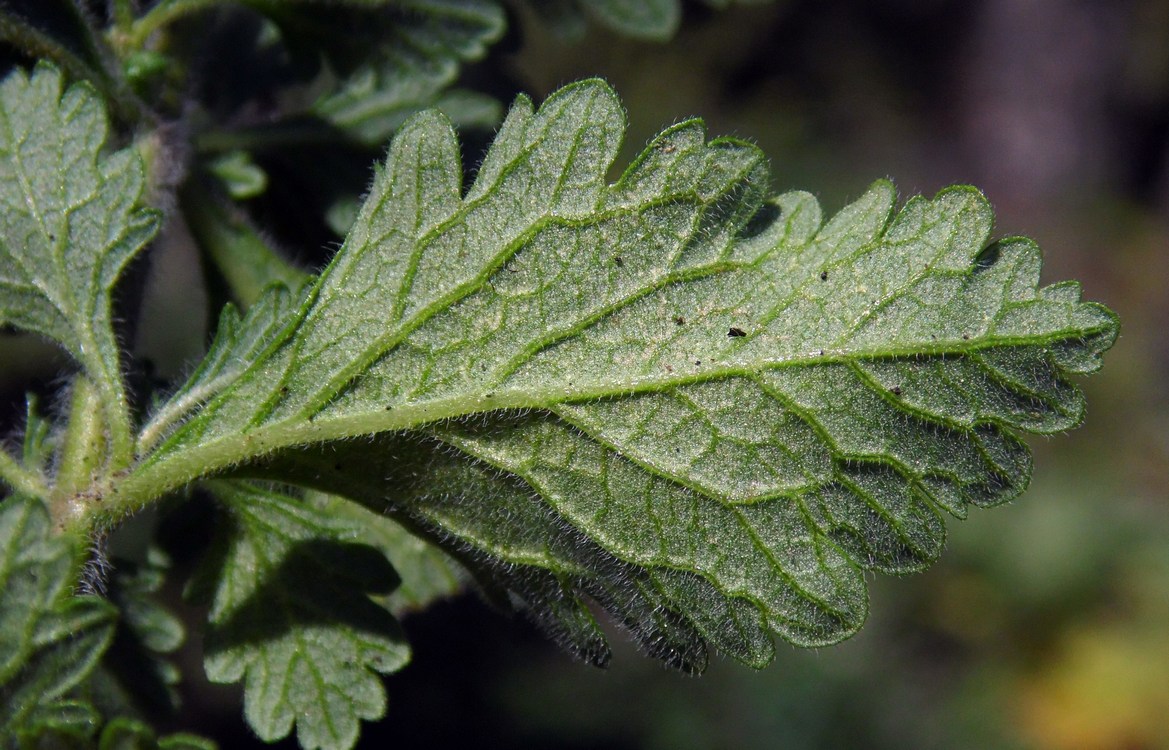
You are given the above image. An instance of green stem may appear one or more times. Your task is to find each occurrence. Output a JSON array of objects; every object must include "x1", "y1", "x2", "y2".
[
  {"x1": 0, "y1": 8, "x2": 149, "y2": 124},
  {"x1": 0, "y1": 448, "x2": 47, "y2": 501},
  {"x1": 126, "y1": 0, "x2": 233, "y2": 48},
  {"x1": 181, "y1": 178, "x2": 309, "y2": 308},
  {"x1": 52, "y1": 377, "x2": 109, "y2": 531},
  {"x1": 0, "y1": 10, "x2": 105, "y2": 87},
  {"x1": 112, "y1": 0, "x2": 136, "y2": 33}
]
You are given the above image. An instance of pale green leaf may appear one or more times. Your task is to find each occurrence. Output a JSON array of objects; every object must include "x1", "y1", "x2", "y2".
[
  {"x1": 14, "y1": 700, "x2": 99, "y2": 748},
  {"x1": 97, "y1": 717, "x2": 216, "y2": 750},
  {"x1": 135, "y1": 80, "x2": 1117, "y2": 671},
  {"x1": 0, "y1": 497, "x2": 117, "y2": 736},
  {"x1": 190, "y1": 482, "x2": 409, "y2": 750},
  {"x1": 292, "y1": 0, "x2": 505, "y2": 145},
  {"x1": 304, "y1": 492, "x2": 465, "y2": 616},
  {"x1": 96, "y1": 549, "x2": 185, "y2": 717},
  {"x1": 0, "y1": 64, "x2": 160, "y2": 462}
]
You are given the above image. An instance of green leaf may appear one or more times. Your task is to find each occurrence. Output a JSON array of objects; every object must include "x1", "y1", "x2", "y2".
[
  {"x1": 0, "y1": 64, "x2": 160, "y2": 464},
  {"x1": 135, "y1": 80, "x2": 1117, "y2": 671},
  {"x1": 310, "y1": 0, "x2": 505, "y2": 146},
  {"x1": 138, "y1": 283, "x2": 302, "y2": 454},
  {"x1": 15, "y1": 700, "x2": 99, "y2": 749},
  {"x1": 0, "y1": 496, "x2": 117, "y2": 736},
  {"x1": 304, "y1": 492, "x2": 465, "y2": 616},
  {"x1": 190, "y1": 481, "x2": 409, "y2": 750},
  {"x1": 99, "y1": 549, "x2": 185, "y2": 717},
  {"x1": 97, "y1": 717, "x2": 216, "y2": 750},
  {"x1": 205, "y1": 150, "x2": 268, "y2": 200}
]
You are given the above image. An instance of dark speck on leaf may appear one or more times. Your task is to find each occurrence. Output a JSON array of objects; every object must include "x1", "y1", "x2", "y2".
[
  {"x1": 674, "y1": 316, "x2": 685, "y2": 325},
  {"x1": 613, "y1": 256, "x2": 623, "y2": 267},
  {"x1": 962, "y1": 334, "x2": 970, "y2": 340},
  {"x1": 728, "y1": 327, "x2": 747, "y2": 338},
  {"x1": 695, "y1": 360, "x2": 701, "y2": 365},
  {"x1": 820, "y1": 271, "x2": 828, "y2": 281},
  {"x1": 890, "y1": 386, "x2": 902, "y2": 396}
]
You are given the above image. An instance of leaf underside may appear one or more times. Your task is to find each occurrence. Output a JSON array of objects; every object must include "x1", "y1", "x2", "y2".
[
  {"x1": 137, "y1": 78, "x2": 1117, "y2": 677},
  {"x1": 190, "y1": 481, "x2": 408, "y2": 750},
  {"x1": 0, "y1": 497, "x2": 117, "y2": 735},
  {"x1": 0, "y1": 63, "x2": 158, "y2": 396}
]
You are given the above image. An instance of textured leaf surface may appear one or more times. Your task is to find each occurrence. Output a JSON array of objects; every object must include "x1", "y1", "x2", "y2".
[
  {"x1": 311, "y1": 0, "x2": 505, "y2": 145},
  {"x1": 0, "y1": 65, "x2": 159, "y2": 447},
  {"x1": 191, "y1": 482, "x2": 409, "y2": 750},
  {"x1": 99, "y1": 549, "x2": 185, "y2": 717},
  {"x1": 0, "y1": 497, "x2": 116, "y2": 735},
  {"x1": 138, "y1": 80, "x2": 1117, "y2": 672}
]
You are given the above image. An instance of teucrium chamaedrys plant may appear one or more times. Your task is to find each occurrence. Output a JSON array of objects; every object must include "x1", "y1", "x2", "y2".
[{"x1": 0, "y1": 3, "x2": 1117, "y2": 749}]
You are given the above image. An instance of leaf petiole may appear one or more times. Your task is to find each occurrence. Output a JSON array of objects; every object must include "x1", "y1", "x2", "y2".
[{"x1": 0, "y1": 446, "x2": 46, "y2": 501}]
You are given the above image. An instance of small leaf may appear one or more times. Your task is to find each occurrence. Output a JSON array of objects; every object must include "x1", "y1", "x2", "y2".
[
  {"x1": 98, "y1": 549, "x2": 185, "y2": 717},
  {"x1": 138, "y1": 80, "x2": 1117, "y2": 673},
  {"x1": 97, "y1": 717, "x2": 217, "y2": 750},
  {"x1": 191, "y1": 482, "x2": 409, "y2": 750},
  {"x1": 205, "y1": 150, "x2": 268, "y2": 200},
  {"x1": 15, "y1": 700, "x2": 100, "y2": 748},
  {"x1": 305, "y1": 492, "x2": 465, "y2": 616},
  {"x1": 0, "y1": 496, "x2": 117, "y2": 735},
  {"x1": 0, "y1": 64, "x2": 160, "y2": 462},
  {"x1": 282, "y1": 0, "x2": 505, "y2": 145}
]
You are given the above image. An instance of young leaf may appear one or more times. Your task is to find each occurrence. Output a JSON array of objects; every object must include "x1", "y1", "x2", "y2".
[
  {"x1": 190, "y1": 482, "x2": 409, "y2": 750},
  {"x1": 97, "y1": 717, "x2": 216, "y2": 750},
  {"x1": 99, "y1": 549, "x2": 185, "y2": 717},
  {"x1": 0, "y1": 64, "x2": 160, "y2": 465},
  {"x1": 310, "y1": 0, "x2": 505, "y2": 145},
  {"x1": 0, "y1": 497, "x2": 117, "y2": 736},
  {"x1": 132, "y1": 80, "x2": 1116, "y2": 670},
  {"x1": 303, "y1": 491, "x2": 465, "y2": 617}
]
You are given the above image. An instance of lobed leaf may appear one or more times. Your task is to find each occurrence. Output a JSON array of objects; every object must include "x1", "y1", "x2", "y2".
[
  {"x1": 190, "y1": 482, "x2": 409, "y2": 750},
  {"x1": 310, "y1": 0, "x2": 506, "y2": 145},
  {"x1": 0, "y1": 497, "x2": 117, "y2": 737},
  {"x1": 0, "y1": 64, "x2": 160, "y2": 460},
  {"x1": 136, "y1": 80, "x2": 1117, "y2": 675}
]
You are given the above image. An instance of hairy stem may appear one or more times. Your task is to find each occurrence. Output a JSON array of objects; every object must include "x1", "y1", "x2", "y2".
[
  {"x1": 0, "y1": 447, "x2": 47, "y2": 501},
  {"x1": 180, "y1": 179, "x2": 309, "y2": 309}
]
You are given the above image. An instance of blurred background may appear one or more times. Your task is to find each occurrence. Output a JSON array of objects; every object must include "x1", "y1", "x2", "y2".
[
  {"x1": 383, "y1": 3, "x2": 1169, "y2": 748},
  {"x1": 3, "y1": 0, "x2": 1168, "y2": 748}
]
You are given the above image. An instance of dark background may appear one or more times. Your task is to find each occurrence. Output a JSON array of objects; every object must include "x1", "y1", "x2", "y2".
[{"x1": 5, "y1": 1, "x2": 1169, "y2": 748}]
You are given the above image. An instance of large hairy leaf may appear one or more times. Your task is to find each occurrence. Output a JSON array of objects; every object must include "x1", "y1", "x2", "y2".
[
  {"x1": 134, "y1": 79, "x2": 1116, "y2": 679},
  {"x1": 0, "y1": 65, "x2": 159, "y2": 461}
]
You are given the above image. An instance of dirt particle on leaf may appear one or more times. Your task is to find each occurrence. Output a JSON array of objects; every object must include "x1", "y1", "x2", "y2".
[
  {"x1": 890, "y1": 386, "x2": 903, "y2": 396},
  {"x1": 674, "y1": 316, "x2": 685, "y2": 326},
  {"x1": 613, "y1": 256, "x2": 623, "y2": 267},
  {"x1": 820, "y1": 270, "x2": 828, "y2": 281},
  {"x1": 728, "y1": 327, "x2": 747, "y2": 338},
  {"x1": 962, "y1": 334, "x2": 970, "y2": 340}
]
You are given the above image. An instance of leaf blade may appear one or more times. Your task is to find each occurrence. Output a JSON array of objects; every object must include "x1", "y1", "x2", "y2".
[
  {"x1": 137, "y1": 81, "x2": 1118, "y2": 671},
  {"x1": 0, "y1": 64, "x2": 160, "y2": 463},
  {"x1": 192, "y1": 482, "x2": 409, "y2": 750}
]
